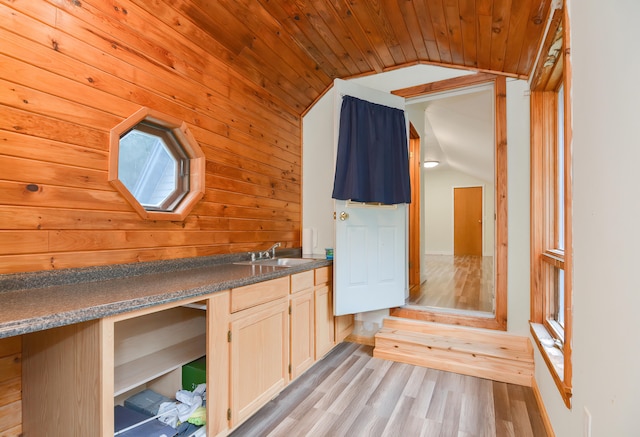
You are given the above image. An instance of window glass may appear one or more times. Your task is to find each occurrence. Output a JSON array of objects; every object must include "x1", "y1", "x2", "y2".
[
  {"x1": 557, "y1": 84, "x2": 565, "y2": 250},
  {"x1": 555, "y1": 268, "x2": 565, "y2": 328},
  {"x1": 118, "y1": 121, "x2": 189, "y2": 211}
]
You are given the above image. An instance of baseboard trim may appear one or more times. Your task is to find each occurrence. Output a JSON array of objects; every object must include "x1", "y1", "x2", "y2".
[
  {"x1": 532, "y1": 378, "x2": 556, "y2": 437},
  {"x1": 345, "y1": 333, "x2": 375, "y2": 346}
]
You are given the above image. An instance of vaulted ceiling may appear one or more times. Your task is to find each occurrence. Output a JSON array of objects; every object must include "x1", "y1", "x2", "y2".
[{"x1": 180, "y1": 0, "x2": 553, "y2": 114}]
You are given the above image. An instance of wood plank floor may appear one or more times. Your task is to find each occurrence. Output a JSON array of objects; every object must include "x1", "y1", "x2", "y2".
[
  {"x1": 229, "y1": 342, "x2": 548, "y2": 437},
  {"x1": 408, "y1": 255, "x2": 494, "y2": 313}
]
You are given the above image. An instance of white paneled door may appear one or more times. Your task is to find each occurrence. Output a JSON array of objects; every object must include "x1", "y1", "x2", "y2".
[{"x1": 333, "y1": 79, "x2": 408, "y2": 316}]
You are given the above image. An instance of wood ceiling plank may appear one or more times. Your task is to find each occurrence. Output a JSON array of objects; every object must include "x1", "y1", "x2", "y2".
[
  {"x1": 395, "y1": 0, "x2": 430, "y2": 61},
  {"x1": 290, "y1": 1, "x2": 362, "y2": 74},
  {"x1": 168, "y1": 13, "x2": 308, "y2": 115},
  {"x1": 489, "y1": 0, "x2": 513, "y2": 72},
  {"x1": 326, "y1": 0, "x2": 386, "y2": 73},
  {"x1": 298, "y1": 2, "x2": 361, "y2": 75},
  {"x1": 443, "y1": 0, "x2": 465, "y2": 65},
  {"x1": 218, "y1": 0, "x2": 330, "y2": 92},
  {"x1": 308, "y1": 0, "x2": 372, "y2": 73},
  {"x1": 380, "y1": 0, "x2": 420, "y2": 62},
  {"x1": 459, "y1": 0, "x2": 478, "y2": 68},
  {"x1": 51, "y1": 0, "x2": 303, "y2": 141},
  {"x1": 279, "y1": 1, "x2": 358, "y2": 76},
  {"x1": 501, "y1": 0, "x2": 534, "y2": 76},
  {"x1": 341, "y1": 0, "x2": 397, "y2": 68},
  {"x1": 188, "y1": 0, "x2": 314, "y2": 107},
  {"x1": 476, "y1": 14, "x2": 494, "y2": 71},
  {"x1": 476, "y1": 0, "x2": 494, "y2": 15},
  {"x1": 256, "y1": 0, "x2": 350, "y2": 78},
  {"x1": 516, "y1": 0, "x2": 553, "y2": 77},
  {"x1": 426, "y1": 0, "x2": 454, "y2": 64},
  {"x1": 362, "y1": 0, "x2": 408, "y2": 65},
  {"x1": 412, "y1": 0, "x2": 442, "y2": 63},
  {"x1": 30, "y1": 0, "x2": 553, "y2": 116},
  {"x1": 476, "y1": 0, "x2": 494, "y2": 70}
]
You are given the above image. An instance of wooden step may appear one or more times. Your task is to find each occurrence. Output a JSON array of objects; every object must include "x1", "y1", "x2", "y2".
[{"x1": 373, "y1": 318, "x2": 534, "y2": 386}]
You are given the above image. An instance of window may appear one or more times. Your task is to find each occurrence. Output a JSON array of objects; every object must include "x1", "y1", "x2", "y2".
[
  {"x1": 118, "y1": 121, "x2": 190, "y2": 211},
  {"x1": 530, "y1": 4, "x2": 572, "y2": 407},
  {"x1": 109, "y1": 108, "x2": 205, "y2": 221}
]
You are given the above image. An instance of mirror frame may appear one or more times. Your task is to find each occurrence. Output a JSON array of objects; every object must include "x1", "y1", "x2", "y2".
[{"x1": 390, "y1": 73, "x2": 508, "y2": 331}]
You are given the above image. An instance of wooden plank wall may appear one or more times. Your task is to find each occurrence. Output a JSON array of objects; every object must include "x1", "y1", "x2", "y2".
[
  {"x1": 0, "y1": 0, "x2": 303, "y2": 275},
  {"x1": 0, "y1": 337, "x2": 21, "y2": 436}
]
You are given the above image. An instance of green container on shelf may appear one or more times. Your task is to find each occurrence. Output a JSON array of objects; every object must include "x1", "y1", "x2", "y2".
[{"x1": 182, "y1": 356, "x2": 206, "y2": 391}]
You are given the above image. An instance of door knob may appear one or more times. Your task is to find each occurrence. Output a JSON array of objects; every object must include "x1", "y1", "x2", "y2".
[{"x1": 339, "y1": 211, "x2": 349, "y2": 221}]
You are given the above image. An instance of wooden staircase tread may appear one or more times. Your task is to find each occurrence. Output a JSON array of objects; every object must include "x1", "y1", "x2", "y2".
[
  {"x1": 373, "y1": 347, "x2": 533, "y2": 386},
  {"x1": 373, "y1": 345, "x2": 534, "y2": 374},
  {"x1": 373, "y1": 319, "x2": 535, "y2": 387},
  {"x1": 381, "y1": 318, "x2": 533, "y2": 352},
  {"x1": 376, "y1": 328, "x2": 533, "y2": 363},
  {"x1": 375, "y1": 328, "x2": 533, "y2": 363}
]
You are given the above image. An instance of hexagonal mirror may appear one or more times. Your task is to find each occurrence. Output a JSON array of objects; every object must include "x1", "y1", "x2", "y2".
[{"x1": 109, "y1": 108, "x2": 205, "y2": 221}]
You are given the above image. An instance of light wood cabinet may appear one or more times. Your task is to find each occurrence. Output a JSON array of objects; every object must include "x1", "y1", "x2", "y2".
[
  {"x1": 229, "y1": 297, "x2": 289, "y2": 426},
  {"x1": 290, "y1": 271, "x2": 315, "y2": 379},
  {"x1": 23, "y1": 296, "x2": 211, "y2": 436},
  {"x1": 20, "y1": 266, "x2": 338, "y2": 436}
]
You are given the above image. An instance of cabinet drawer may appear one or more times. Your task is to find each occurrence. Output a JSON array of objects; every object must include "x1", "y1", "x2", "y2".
[
  {"x1": 314, "y1": 266, "x2": 332, "y2": 285},
  {"x1": 231, "y1": 276, "x2": 289, "y2": 313},
  {"x1": 291, "y1": 270, "x2": 314, "y2": 293}
]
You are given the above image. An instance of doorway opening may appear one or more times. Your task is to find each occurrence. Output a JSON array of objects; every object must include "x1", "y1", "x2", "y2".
[{"x1": 392, "y1": 73, "x2": 508, "y2": 331}]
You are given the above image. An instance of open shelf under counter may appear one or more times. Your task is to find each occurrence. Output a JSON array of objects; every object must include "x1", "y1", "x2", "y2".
[
  {"x1": 114, "y1": 333, "x2": 207, "y2": 396},
  {"x1": 112, "y1": 304, "x2": 208, "y2": 397}
]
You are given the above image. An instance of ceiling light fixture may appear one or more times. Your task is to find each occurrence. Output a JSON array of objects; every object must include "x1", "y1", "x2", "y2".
[{"x1": 423, "y1": 160, "x2": 439, "y2": 168}]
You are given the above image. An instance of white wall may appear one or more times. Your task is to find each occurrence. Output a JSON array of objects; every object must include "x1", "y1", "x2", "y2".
[
  {"x1": 506, "y1": 78, "x2": 532, "y2": 335},
  {"x1": 302, "y1": 90, "x2": 334, "y2": 256},
  {"x1": 534, "y1": 2, "x2": 640, "y2": 436},
  {"x1": 422, "y1": 167, "x2": 495, "y2": 257}
]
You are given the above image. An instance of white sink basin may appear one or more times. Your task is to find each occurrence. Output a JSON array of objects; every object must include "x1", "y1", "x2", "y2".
[{"x1": 234, "y1": 258, "x2": 316, "y2": 267}]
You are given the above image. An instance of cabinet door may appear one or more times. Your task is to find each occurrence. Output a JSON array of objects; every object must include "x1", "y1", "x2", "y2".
[
  {"x1": 290, "y1": 288, "x2": 314, "y2": 379},
  {"x1": 314, "y1": 284, "x2": 335, "y2": 360},
  {"x1": 230, "y1": 298, "x2": 289, "y2": 426}
]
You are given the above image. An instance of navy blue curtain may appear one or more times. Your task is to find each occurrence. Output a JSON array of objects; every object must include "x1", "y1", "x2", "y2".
[{"x1": 332, "y1": 96, "x2": 411, "y2": 204}]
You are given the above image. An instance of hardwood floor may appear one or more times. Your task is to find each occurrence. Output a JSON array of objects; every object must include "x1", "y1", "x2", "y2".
[
  {"x1": 408, "y1": 255, "x2": 494, "y2": 313},
  {"x1": 229, "y1": 342, "x2": 548, "y2": 437}
]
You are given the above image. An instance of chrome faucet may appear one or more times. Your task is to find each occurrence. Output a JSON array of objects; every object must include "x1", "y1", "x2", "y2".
[
  {"x1": 265, "y1": 242, "x2": 281, "y2": 259},
  {"x1": 250, "y1": 242, "x2": 281, "y2": 261}
]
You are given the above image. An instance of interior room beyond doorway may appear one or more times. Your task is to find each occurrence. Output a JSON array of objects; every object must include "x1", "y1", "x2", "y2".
[{"x1": 408, "y1": 254, "x2": 494, "y2": 313}]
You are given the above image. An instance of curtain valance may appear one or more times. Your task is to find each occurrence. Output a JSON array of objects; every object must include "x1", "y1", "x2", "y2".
[{"x1": 332, "y1": 96, "x2": 411, "y2": 205}]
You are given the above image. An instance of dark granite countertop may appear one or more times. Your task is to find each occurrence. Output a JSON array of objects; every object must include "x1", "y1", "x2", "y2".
[{"x1": 0, "y1": 250, "x2": 331, "y2": 339}]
